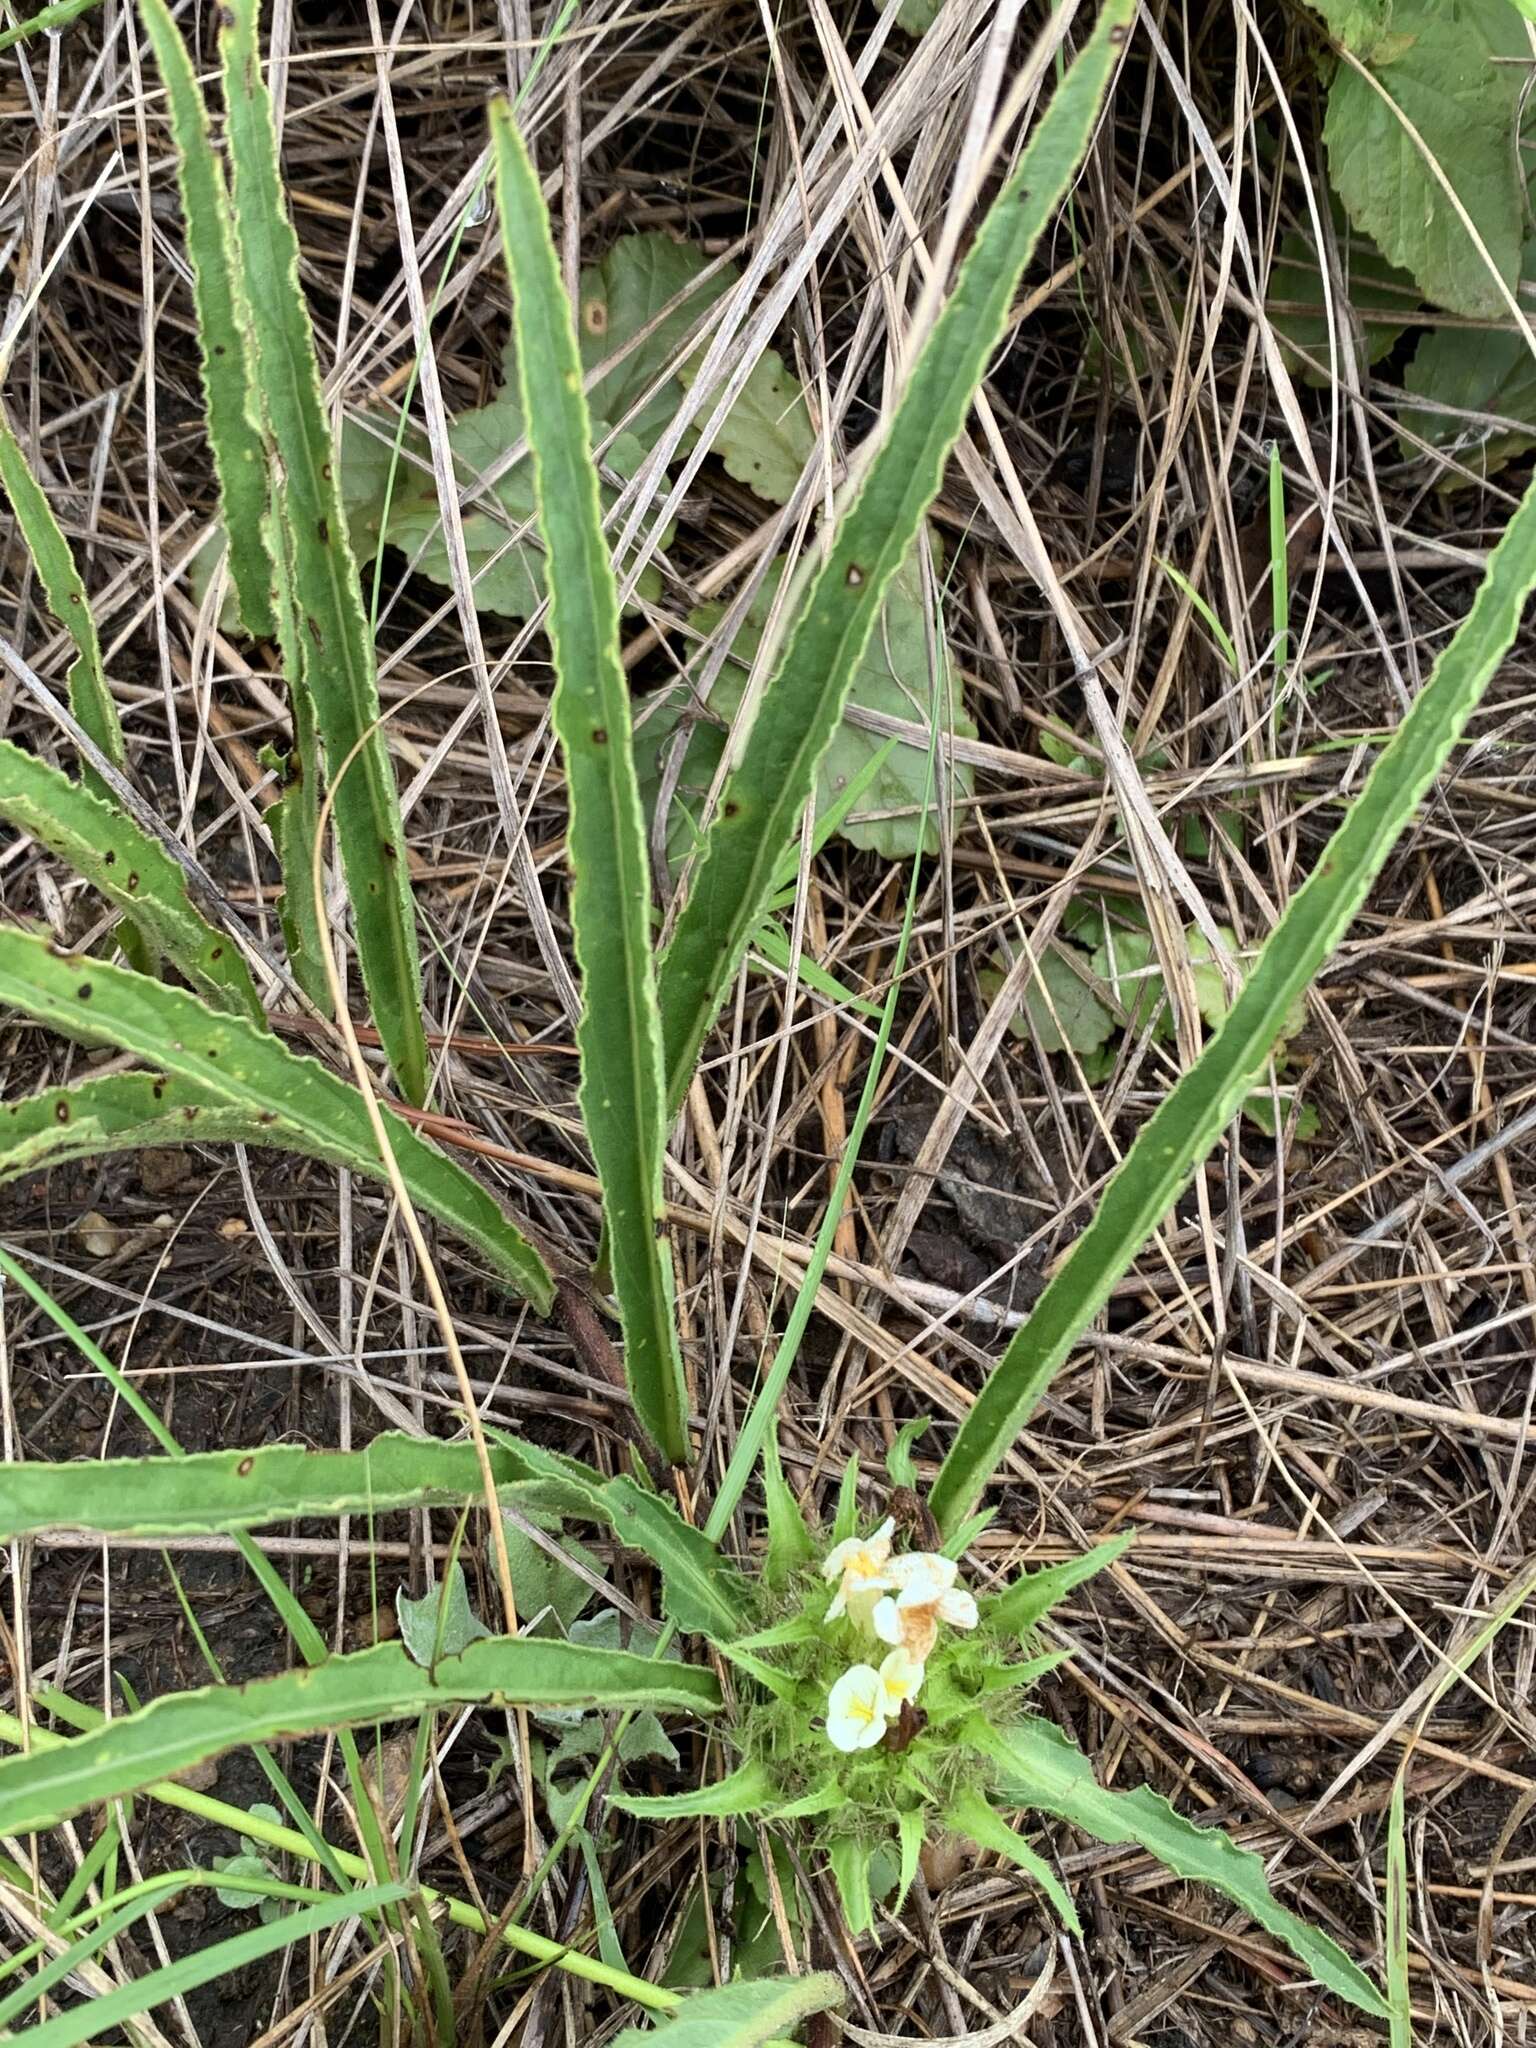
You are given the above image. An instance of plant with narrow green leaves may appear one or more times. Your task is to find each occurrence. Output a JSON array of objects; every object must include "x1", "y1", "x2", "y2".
[{"x1": 0, "y1": 1426, "x2": 1389, "y2": 2018}]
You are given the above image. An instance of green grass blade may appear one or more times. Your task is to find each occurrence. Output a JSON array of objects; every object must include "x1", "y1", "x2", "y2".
[
  {"x1": 0, "y1": 935, "x2": 553, "y2": 1309},
  {"x1": 0, "y1": 421, "x2": 126, "y2": 795},
  {"x1": 609, "y1": 1975, "x2": 844, "y2": 2048},
  {"x1": 0, "y1": 1700, "x2": 684, "y2": 2016},
  {"x1": 1386, "y1": 1776, "x2": 1411, "y2": 2048},
  {"x1": 655, "y1": 0, "x2": 1132, "y2": 1112},
  {"x1": 138, "y1": 0, "x2": 274, "y2": 638},
  {"x1": 1269, "y1": 441, "x2": 1289, "y2": 677},
  {"x1": 0, "y1": 1638, "x2": 719, "y2": 1838},
  {"x1": 984, "y1": 1717, "x2": 1387, "y2": 2016},
  {"x1": 14, "y1": 1880, "x2": 414, "y2": 2048},
  {"x1": 929, "y1": 469, "x2": 1536, "y2": 1539},
  {"x1": 218, "y1": 0, "x2": 427, "y2": 1103},
  {"x1": 0, "y1": 739, "x2": 263, "y2": 1020},
  {"x1": 489, "y1": 103, "x2": 687, "y2": 1464},
  {"x1": 0, "y1": 0, "x2": 102, "y2": 54}
]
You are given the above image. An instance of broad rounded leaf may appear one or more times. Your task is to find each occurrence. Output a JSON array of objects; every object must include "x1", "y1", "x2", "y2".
[{"x1": 1314, "y1": 0, "x2": 1527, "y2": 317}]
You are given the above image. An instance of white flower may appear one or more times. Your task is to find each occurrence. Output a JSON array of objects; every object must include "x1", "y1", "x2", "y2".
[
  {"x1": 872, "y1": 1553, "x2": 979, "y2": 1660},
  {"x1": 826, "y1": 1663, "x2": 890, "y2": 1752},
  {"x1": 881, "y1": 1551, "x2": 957, "y2": 1601},
  {"x1": 826, "y1": 1649, "x2": 926, "y2": 1753},
  {"x1": 876, "y1": 1646, "x2": 925, "y2": 1712},
  {"x1": 822, "y1": 1517, "x2": 896, "y2": 1626}
]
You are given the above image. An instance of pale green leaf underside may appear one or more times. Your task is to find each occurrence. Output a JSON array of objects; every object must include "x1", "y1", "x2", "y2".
[
  {"x1": 0, "y1": 934, "x2": 553, "y2": 1310},
  {"x1": 1401, "y1": 318, "x2": 1536, "y2": 482},
  {"x1": 397, "y1": 1561, "x2": 493, "y2": 1663},
  {"x1": 0, "y1": 1638, "x2": 720, "y2": 1838},
  {"x1": 980, "y1": 948, "x2": 1116, "y2": 1056}
]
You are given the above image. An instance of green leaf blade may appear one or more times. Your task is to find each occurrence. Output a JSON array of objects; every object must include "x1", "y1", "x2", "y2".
[
  {"x1": 0, "y1": 423, "x2": 126, "y2": 794},
  {"x1": 0, "y1": 937, "x2": 553, "y2": 1309},
  {"x1": 655, "y1": 0, "x2": 1133, "y2": 1111},
  {"x1": 609, "y1": 1759, "x2": 776, "y2": 1819},
  {"x1": 1315, "y1": 0, "x2": 1527, "y2": 317},
  {"x1": 609, "y1": 1974, "x2": 843, "y2": 2048},
  {"x1": 0, "y1": 1638, "x2": 719, "y2": 1838},
  {"x1": 946, "y1": 1784, "x2": 1080, "y2": 1932},
  {"x1": 489, "y1": 104, "x2": 687, "y2": 1465},
  {"x1": 930, "y1": 465, "x2": 1536, "y2": 1539},
  {"x1": 139, "y1": 0, "x2": 275, "y2": 637},
  {"x1": 983, "y1": 1533, "x2": 1135, "y2": 1638},
  {"x1": 985, "y1": 1717, "x2": 1387, "y2": 2015},
  {"x1": 218, "y1": 0, "x2": 427, "y2": 1104},
  {"x1": 0, "y1": 740, "x2": 263, "y2": 1021}
]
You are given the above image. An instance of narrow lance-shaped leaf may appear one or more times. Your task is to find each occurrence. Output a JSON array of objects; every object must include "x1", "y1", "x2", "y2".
[
  {"x1": 980, "y1": 1716, "x2": 1387, "y2": 2016},
  {"x1": 138, "y1": 0, "x2": 275, "y2": 637},
  {"x1": 217, "y1": 0, "x2": 427, "y2": 1104},
  {"x1": 263, "y1": 530, "x2": 331, "y2": 1006},
  {"x1": 0, "y1": 1432, "x2": 534, "y2": 1540},
  {"x1": 0, "y1": 422, "x2": 127, "y2": 795},
  {"x1": 0, "y1": 1636, "x2": 719, "y2": 1837},
  {"x1": 655, "y1": 0, "x2": 1133, "y2": 1113},
  {"x1": 484, "y1": 1432, "x2": 753, "y2": 1635},
  {"x1": 608, "y1": 1758, "x2": 776, "y2": 1819},
  {"x1": 0, "y1": 739, "x2": 263, "y2": 1021},
  {"x1": 946, "y1": 1783, "x2": 1080, "y2": 1932},
  {"x1": 489, "y1": 103, "x2": 688, "y2": 1465},
  {"x1": 983, "y1": 1532, "x2": 1134, "y2": 1639},
  {"x1": 0, "y1": 934, "x2": 553, "y2": 1309},
  {"x1": 609, "y1": 1975, "x2": 844, "y2": 2048},
  {"x1": 760, "y1": 1421, "x2": 817, "y2": 1588},
  {"x1": 929, "y1": 462, "x2": 1536, "y2": 1540}
]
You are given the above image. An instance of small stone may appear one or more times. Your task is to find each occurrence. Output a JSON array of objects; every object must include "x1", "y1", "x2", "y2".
[{"x1": 74, "y1": 1212, "x2": 121, "y2": 1259}]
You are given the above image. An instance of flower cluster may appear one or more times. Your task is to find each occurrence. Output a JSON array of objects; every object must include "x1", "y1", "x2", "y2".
[{"x1": 821, "y1": 1518, "x2": 978, "y2": 1752}]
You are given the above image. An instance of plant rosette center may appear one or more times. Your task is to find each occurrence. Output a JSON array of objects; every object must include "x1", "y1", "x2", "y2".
[{"x1": 655, "y1": 1513, "x2": 1068, "y2": 1933}]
